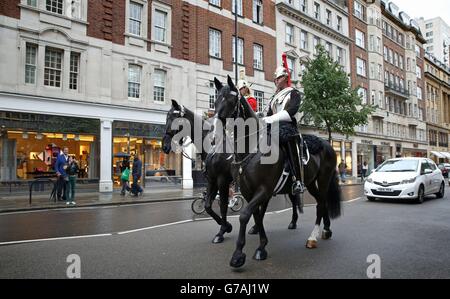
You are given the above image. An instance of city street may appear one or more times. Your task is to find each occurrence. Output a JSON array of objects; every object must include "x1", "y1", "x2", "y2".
[{"x1": 0, "y1": 184, "x2": 449, "y2": 279}]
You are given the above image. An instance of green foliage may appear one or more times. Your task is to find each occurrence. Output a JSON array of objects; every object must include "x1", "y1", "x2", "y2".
[{"x1": 300, "y1": 45, "x2": 375, "y2": 141}]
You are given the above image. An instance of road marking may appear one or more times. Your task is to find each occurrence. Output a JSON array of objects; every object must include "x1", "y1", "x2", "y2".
[
  {"x1": 0, "y1": 197, "x2": 364, "y2": 245},
  {"x1": 117, "y1": 220, "x2": 193, "y2": 235},
  {"x1": 0, "y1": 233, "x2": 112, "y2": 246}
]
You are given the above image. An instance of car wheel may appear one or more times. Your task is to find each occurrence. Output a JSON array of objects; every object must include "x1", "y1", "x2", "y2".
[
  {"x1": 416, "y1": 185, "x2": 425, "y2": 204},
  {"x1": 367, "y1": 197, "x2": 376, "y2": 202},
  {"x1": 436, "y1": 182, "x2": 445, "y2": 199}
]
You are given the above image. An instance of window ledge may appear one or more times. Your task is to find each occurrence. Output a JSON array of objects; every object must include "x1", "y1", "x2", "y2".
[
  {"x1": 209, "y1": 56, "x2": 223, "y2": 61},
  {"x1": 19, "y1": 4, "x2": 88, "y2": 25}
]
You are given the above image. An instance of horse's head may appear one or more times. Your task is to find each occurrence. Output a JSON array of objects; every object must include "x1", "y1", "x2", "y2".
[
  {"x1": 163, "y1": 100, "x2": 186, "y2": 154},
  {"x1": 214, "y1": 76, "x2": 240, "y2": 122}
]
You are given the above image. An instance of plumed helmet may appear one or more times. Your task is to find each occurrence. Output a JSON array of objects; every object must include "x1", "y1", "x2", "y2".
[
  {"x1": 274, "y1": 66, "x2": 288, "y2": 79},
  {"x1": 237, "y1": 79, "x2": 249, "y2": 90}
]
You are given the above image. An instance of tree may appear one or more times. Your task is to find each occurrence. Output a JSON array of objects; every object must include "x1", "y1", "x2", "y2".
[{"x1": 300, "y1": 45, "x2": 376, "y2": 142}]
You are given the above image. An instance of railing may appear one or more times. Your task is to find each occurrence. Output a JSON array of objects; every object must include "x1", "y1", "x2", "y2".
[
  {"x1": 385, "y1": 82, "x2": 409, "y2": 97},
  {"x1": 29, "y1": 178, "x2": 57, "y2": 205}
]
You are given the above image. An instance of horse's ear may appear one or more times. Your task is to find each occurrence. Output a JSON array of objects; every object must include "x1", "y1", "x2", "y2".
[
  {"x1": 214, "y1": 77, "x2": 223, "y2": 91},
  {"x1": 171, "y1": 99, "x2": 181, "y2": 110},
  {"x1": 227, "y1": 75, "x2": 237, "y2": 92}
]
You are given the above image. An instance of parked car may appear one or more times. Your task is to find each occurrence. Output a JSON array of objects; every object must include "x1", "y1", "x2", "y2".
[
  {"x1": 438, "y1": 164, "x2": 449, "y2": 178},
  {"x1": 364, "y1": 158, "x2": 445, "y2": 204}
]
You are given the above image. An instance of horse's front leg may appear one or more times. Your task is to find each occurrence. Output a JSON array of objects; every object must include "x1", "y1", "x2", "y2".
[
  {"x1": 205, "y1": 182, "x2": 225, "y2": 244},
  {"x1": 230, "y1": 189, "x2": 269, "y2": 268},
  {"x1": 212, "y1": 180, "x2": 233, "y2": 244},
  {"x1": 288, "y1": 193, "x2": 300, "y2": 230},
  {"x1": 248, "y1": 200, "x2": 269, "y2": 235}
]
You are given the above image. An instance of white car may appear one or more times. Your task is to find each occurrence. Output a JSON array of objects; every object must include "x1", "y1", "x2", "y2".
[{"x1": 364, "y1": 158, "x2": 445, "y2": 204}]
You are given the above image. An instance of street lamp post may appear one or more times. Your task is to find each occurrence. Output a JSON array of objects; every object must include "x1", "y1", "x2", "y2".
[{"x1": 234, "y1": 0, "x2": 238, "y2": 83}]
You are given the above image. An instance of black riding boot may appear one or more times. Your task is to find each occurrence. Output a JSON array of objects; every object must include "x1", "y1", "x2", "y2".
[{"x1": 286, "y1": 138, "x2": 305, "y2": 195}]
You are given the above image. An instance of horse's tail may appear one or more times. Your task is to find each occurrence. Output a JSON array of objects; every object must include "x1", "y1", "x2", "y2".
[{"x1": 327, "y1": 169, "x2": 342, "y2": 219}]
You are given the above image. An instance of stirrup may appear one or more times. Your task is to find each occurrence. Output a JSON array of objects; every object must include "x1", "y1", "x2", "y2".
[{"x1": 292, "y1": 181, "x2": 305, "y2": 195}]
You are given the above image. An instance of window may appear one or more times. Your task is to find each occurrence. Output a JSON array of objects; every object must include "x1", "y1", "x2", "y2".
[
  {"x1": 69, "y1": 52, "x2": 80, "y2": 90},
  {"x1": 313, "y1": 36, "x2": 320, "y2": 54},
  {"x1": 25, "y1": 43, "x2": 37, "y2": 84},
  {"x1": 232, "y1": 37, "x2": 244, "y2": 65},
  {"x1": 128, "y1": 64, "x2": 141, "y2": 98},
  {"x1": 325, "y1": 42, "x2": 332, "y2": 58},
  {"x1": 209, "y1": 0, "x2": 221, "y2": 6},
  {"x1": 416, "y1": 66, "x2": 422, "y2": 79},
  {"x1": 378, "y1": 64, "x2": 382, "y2": 81},
  {"x1": 426, "y1": 23, "x2": 433, "y2": 29},
  {"x1": 426, "y1": 31, "x2": 433, "y2": 37},
  {"x1": 287, "y1": 57, "x2": 296, "y2": 80},
  {"x1": 399, "y1": 55, "x2": 404, "y2": 69},
  {"x1": 371, "y1": 90, "x2": 375, "y2": 105},
  {"x1": 154, "y1": 10, "x2": 167, "y2": 43},
  {"x1": 253, "y1": 44, "x2": 263, "y2": 70},
  {"x1": 415, "y1": 45, "x2": 420, "y2": 57},
  {"x1": 129, "y1": 1, "x2": 143, "y2": 36},
  {"x1": 300, "y1": 30, "x2": 308, "y2": 50},
  {"x1": 394, "y1": 52, "x2": 398, "y2": 67},
  {"x1": 354, "y1": 1, "x2": 364, "y2": 20},
  {"x1": 336, "y1": 47, "x2": 344, "y2": 65},
  {"x1": 46, "y1": 0, "x2": 63, "y2": 15},
  {"x1": 154, "y1": 69, "x2": 166, "y2": 102},
  {"x1": 232, "y1": 0, "x2": 243, "y2": 16},
  {"x1": 326, "y1": 10, "x2": 332, "y2": 27},
  {"x1": 209, "y1": 29, "x2": 221, "y2": 58},
  {"x1": 286, "y1": 23, "x2": 294, "y2": 44},
  {"x1": 253, "y1": 0, "x2": 263, "y2": 24},
  {"x1": 337, "y1": 16, "x2": 342, "y2": 32},
  {"x1": 209, "y1": 81, "x2": 218, "y2": 109},
  {"x1": 44, "y1": 47, "x2": 63, "y2": 87},
  {"x1": 417, "y1": 86, "x2": 422, "y2": 100},
  {"x1": 254, "y1": 90, "x2": 264, "y2": 112},
  {"x1": 314, "y1": 2, "x2": 320, "y2": 20},
  {"x1": 389, "y1": 49, "x2": 393, "y2": 64},
  {"x1": 358, "y1": 88, "x2": 367, "y2": 105},
  {"x1": 300, "y1": 0, "x2": 307, "y2": 12},
  {"x1": 27, "y1": 0, "x2": 37, "y2": 7},
  {"x1": 356, "y1": 58, "x2": 366, "y2": 77},
  {"x1": 355, "y1": 29, "x2": 365, "y2": 49}
]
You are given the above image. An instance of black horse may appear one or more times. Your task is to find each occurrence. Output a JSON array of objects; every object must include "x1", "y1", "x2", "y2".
[
  {"x1": 214, "y1": 76, "x2": 342, "y2": 268},
  {"x1": 162, "y1": 100, "x2": 304, "y2": 244}
]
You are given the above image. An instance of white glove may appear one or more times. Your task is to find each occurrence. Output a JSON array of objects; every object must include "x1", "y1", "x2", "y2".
[{"x1": 262, "y1": 110, "x2": 292, "y2": 124}]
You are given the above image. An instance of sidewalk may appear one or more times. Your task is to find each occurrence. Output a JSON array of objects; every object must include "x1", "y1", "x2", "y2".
[{"x1": 0, "y1": 179, "x2": 363, "y2": 214}]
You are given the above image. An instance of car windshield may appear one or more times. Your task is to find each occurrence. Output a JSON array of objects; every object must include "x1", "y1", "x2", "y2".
[{"x1": 376, "y1": 160, "x2": 419, "y2": 173}]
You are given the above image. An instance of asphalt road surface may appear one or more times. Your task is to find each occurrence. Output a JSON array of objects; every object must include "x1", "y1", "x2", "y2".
[{"x1": 0, "y1": 185, "x2": 449, "y2": 279}]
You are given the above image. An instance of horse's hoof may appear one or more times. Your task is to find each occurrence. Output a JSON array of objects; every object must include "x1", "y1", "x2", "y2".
[
  {"x1": 225, "y1": 223, "x2": 233, "y2": 234},
  {"x1": 230, "y1": 252, "x2": 246, "y2": 268},
  {"x1": 248, "y1": 226, "x2": 259, "y2": 235},
  {"x1": 212, "y1": 235, "x2": 224, "y2": 244},
  {"x1": 288, "y1": 222, "x2": 297, "y2": 230},
  {"x1": 253, "y1": 249, "x2": 268, "y2": 261},
  {"x1": 322, "y1": 230, "x2": 332, "y2": 240},
  {"x1": 306, "y1": 240, "x2": 318, "y2": 249}
]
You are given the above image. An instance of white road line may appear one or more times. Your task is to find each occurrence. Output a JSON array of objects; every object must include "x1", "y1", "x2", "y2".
[
  {"x1": 1, "y1": 197, "x2": 364, "y2": 245},
  {"x1": 0, "y1": 233, "x2": 112, "y2": 246},
  {"x1": 117, "y1": 220, "x2": 193, "y2": 235}
]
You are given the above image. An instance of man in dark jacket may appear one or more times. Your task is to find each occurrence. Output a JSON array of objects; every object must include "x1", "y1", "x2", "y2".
[
  {"x1": 55, "y1": 146, "x2": 69, "y2": 202},
  {"x1": 131, "y1": 156, "x2": 143, "y2": 196}
]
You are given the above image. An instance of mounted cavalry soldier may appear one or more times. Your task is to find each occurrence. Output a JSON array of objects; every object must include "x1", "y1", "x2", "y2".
[
  {"x1": 263, "y1": 54, "x2": 304, "y2": 195},
  {"x1": 237, "y1": 79, "x2": 258, "y2": 112}
]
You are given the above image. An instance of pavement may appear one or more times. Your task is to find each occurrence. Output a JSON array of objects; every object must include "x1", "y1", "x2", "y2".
[{"x1": 0, "y1": 177, "x2": 363, "y2": 214}]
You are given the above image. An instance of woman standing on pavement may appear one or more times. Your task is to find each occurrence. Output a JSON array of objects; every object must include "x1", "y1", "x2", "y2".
[
  {"x1": 67, "y1": 156, "x2": 79, "y2": 205},
  {"x1": 120, "y1": 158, "x2": 131, "y2": 196}
]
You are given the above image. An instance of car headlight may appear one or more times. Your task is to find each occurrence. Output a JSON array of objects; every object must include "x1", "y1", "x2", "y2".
[
  {"x1": 401, "y1": 177, "x2": 417, "y2": 185},
  {"x1": 366, "y1": 177, "x2": 373, "y2": 183}
]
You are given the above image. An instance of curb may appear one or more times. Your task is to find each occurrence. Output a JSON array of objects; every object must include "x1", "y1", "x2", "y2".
[{"x1": 0, "y1": 196, "x2": 200, "y2": 214}]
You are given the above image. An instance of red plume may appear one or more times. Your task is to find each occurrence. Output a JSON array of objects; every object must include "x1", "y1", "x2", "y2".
[{"x1": 282, "y1": 52, "x2": 292, "y2": 87}]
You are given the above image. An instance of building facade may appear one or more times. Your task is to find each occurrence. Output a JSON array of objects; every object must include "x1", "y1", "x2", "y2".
[
  {"x1": 0, "y1": 0, "x2": 277, "y2": 192},
  {"x1": 424, "y1": 52, "x2": 450, "y2": 162},
  {"x1": 417, "y1": 17, "x2": 450, "y2": 67}
]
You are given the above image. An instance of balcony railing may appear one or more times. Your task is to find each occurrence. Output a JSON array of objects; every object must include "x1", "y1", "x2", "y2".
[{"x1": 385, "y1": 82, "x2": 409, "y2": 98}]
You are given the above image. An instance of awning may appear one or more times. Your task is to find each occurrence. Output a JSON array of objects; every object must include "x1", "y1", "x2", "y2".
[
  {"x1": 440, "y1": 152, "x2": 450, "y2": 159},
  {"x1": 430, "y1": 151, "x2": 445, "y2": 158}
]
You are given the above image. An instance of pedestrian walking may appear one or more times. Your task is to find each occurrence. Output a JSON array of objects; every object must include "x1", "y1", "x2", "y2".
[
  {"x1": 67, "y1": 156, "x2": 79, "y2": 205},
  {"x1": 55, "y1": 147, "x2": 70, "y2": 203},
  {"x1": 120, "y1": 158, "x2": 131, "y2": 196},
  {"x1": 361, "y1": 161, "x2": 369, "y2": 181},
  {"x1": 131, "y1": 155, "x2": 143, "y2": 197},
  {"x1": 338, "y1": 159, "x2": 347, "y2": 183}
]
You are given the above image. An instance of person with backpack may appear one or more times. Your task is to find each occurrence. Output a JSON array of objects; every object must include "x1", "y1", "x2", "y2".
[
  {"x1": 120, "y1": 158, "x2": 131, "y2": 196},
  {"x1": 67, "y1": 156, "x2": 79, "y2": 205}
]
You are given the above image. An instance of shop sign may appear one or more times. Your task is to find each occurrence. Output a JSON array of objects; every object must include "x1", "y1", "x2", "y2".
[
  {"x1": 381, "y1": 142, "x2": 391, "y2": 146},
  {"x1": 361, "y1": 140, "x2": 373, "y2": 145}
]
